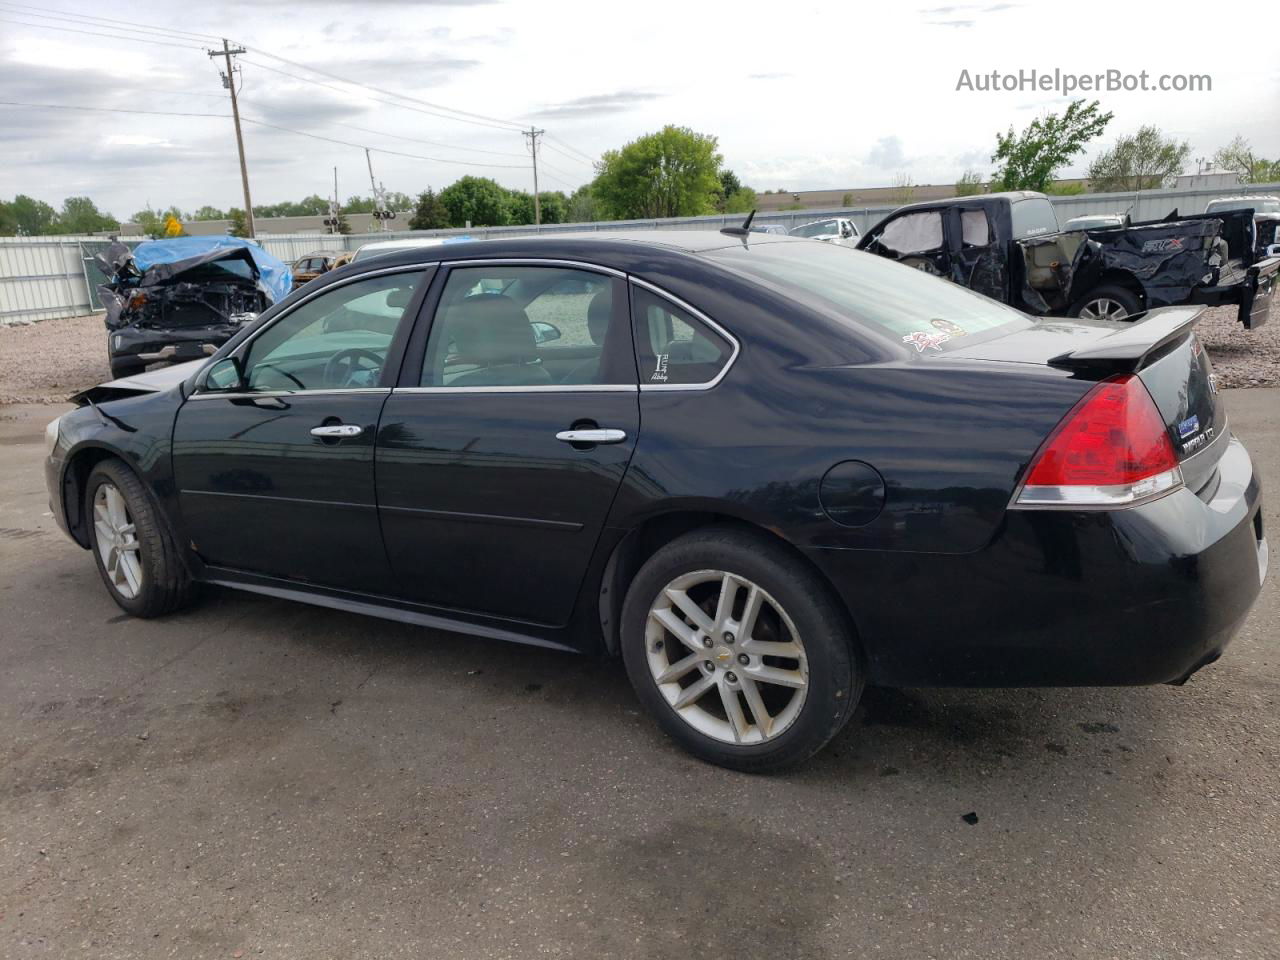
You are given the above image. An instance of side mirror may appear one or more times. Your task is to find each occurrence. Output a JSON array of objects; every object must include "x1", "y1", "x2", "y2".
[
  {"x1": 1267, "y1": 244, "x2": 1280, "y2": 258},
  {"x1": 204, "y1": 355, "x2": 245, "y2": 391},
  {"x1": 531, "y1": 321, "x2": 562, "y2": 345}
]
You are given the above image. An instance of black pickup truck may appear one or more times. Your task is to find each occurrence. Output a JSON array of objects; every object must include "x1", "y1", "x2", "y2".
[{"x1": 856, "y1": 191, "x2": 1278, "y2": 329}]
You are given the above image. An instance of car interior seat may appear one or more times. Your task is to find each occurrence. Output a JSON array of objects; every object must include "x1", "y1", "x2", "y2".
[
  {"x1": 441, "y1": 294, "x2": 552, "y2": 387},
  {"x1": 561, "y1": 290, "x2": 613, "y2": 383}
]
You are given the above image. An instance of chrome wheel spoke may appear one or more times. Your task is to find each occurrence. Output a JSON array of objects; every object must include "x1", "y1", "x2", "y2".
[
  {"x1": 712, "y1": 573, "x2": 740, "y2": 629},
  {"x1": 651, "y1": 607, "x2": 703, "y2": 653},
  {"x1": 656, "y1": 653, "x2": 702, "y2": 683},
  {"x1": 737, "y1": 584, "x2": 763, "y2": 641},
  {"x1": 746, "y1": 664, "x2": 806, "y2": 689},
  {"x1": 664, "y1": 587, "x2": 714, "y2": 635},
  {"x1": 118, "y1": 540, "x2": 141, "y2": 553},
  {"x1": 673, "y1": 674, "x2": 716, "y2": 710},
  {"x1": 740, "y1": 677, "x2": 773, "y2": 738},
  {"x1": 742, "y1": 639, "x2": 802, "y2": 659},
  {"x1": 719, "y1": 683, "x2": 748, "y2": 743}
]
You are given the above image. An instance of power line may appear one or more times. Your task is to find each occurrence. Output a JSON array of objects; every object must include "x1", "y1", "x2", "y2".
[
  {"x1": 0, "y1": 100, "x2": 538, "y2": 169},
  {"x1": 0, "y1": 3, "x2": 221, "y2": 45},
  {"x1": 0, "y1": 15, "x2": 206, "y2": 49},
  {"x1": 242, "y1": 47, "x2": 528, "y2": 133},
  {"x1": 544, "y1": 135, "x2": 598, "y2": 165},
  {"x1": 541, "y1": 140, "x2": 597, "y2": 170},
  {"x1": 0, "y1": 0, "x2": 222, "y2": 41},
  {"x1": 538, "y1": 158, "x2": 582, "y2": 184}
]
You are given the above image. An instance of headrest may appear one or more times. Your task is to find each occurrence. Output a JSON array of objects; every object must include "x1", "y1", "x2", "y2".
[
  {"x1": 449, "y1": 294, "x2": 536, "y2": 365},
  {"x1": 587, "y1": 290, "x2": 612, "y2": 345}
]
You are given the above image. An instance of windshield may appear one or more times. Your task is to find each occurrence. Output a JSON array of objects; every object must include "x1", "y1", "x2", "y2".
[
  {"x1": 707, "y1": 241, "x2": 1027, "y2": 347},
  {"x1": 790, "y1": 220, "x2": 838, "y2": 238}
]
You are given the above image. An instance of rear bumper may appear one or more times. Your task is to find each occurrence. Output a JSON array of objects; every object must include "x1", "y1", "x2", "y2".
[{"x1": 810, "y1": 437, "x2": 1266, "y2": 687}]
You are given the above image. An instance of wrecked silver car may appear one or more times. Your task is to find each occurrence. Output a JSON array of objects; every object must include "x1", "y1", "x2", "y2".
[{"x1": 96, "y1": 236, "x2": 291, "y2": 378}]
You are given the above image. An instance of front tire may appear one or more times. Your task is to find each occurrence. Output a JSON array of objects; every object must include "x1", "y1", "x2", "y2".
[
  {"x1": 620, "y1": 527, "x2": 862, "y2": 771},
  {"x1": 85, "y1": 459, "x2": 196, "y2": 618}
]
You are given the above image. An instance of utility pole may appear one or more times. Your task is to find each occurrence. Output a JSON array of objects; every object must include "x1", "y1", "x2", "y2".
[
  {"x1": 208, "y1": 39, "x2": 254, "y2": 237},
  {"x1": 524, "y1": 127, "x2": 545, "y2": 226},
  {"x1": 365, "y1": 148, "x2": 393, "y2": 232}
]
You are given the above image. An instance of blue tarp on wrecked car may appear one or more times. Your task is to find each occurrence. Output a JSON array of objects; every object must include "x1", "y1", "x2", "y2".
[{"x1": 129, "y1": 236, "x2": 292, "y2": 303}]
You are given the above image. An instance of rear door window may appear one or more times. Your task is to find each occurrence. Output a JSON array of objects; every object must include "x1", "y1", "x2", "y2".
[{"x1": 960, "y1": 209, "x2": 990, "y2": 247}]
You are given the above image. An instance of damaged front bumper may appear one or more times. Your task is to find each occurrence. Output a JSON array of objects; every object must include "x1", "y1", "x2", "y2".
[{"x1": 107, "y1": 320, "x2": 253, "y2": 366}]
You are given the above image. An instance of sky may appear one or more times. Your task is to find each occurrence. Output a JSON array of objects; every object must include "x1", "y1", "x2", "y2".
[{"x1": 1, "y1": 0, "x2": 1277, "y2": 220}]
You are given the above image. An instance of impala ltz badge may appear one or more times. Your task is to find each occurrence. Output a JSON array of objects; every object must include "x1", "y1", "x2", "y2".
[{"x1": 902, "y1": 331, "x2": 950, "y2": 352}]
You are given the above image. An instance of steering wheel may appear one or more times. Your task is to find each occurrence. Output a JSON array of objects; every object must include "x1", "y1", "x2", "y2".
[
  {"x1": 322, "y1": 347, "x2": 385, "y2": 388},
  {"x1": 250, "y1": 361, "x2": 306, "y2": 390}
]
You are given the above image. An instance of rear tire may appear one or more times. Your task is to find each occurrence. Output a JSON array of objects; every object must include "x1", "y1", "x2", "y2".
[
  {"x1": 1069, "y1": 284, "x2": 1143, "y2": 321},
  {"x1": 620, "y1": 526, "x2": 863, "y2": 771},
  {"x1": 85, "y1": 459, "x2": 196, "y2": 618}
]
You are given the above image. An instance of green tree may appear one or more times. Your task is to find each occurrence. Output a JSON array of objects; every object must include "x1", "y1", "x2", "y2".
[
  {"x1": 991, "y1": 99, "x2": 1112, "y2": 192},
  {"x1": 1213, "y1": 136, "x2": 1280, "y2": 184},
  {"x1": 10, "y1": 194, "x2": 58, "y2": 235},
  {"x1": 439, "y1": 176, "x2": 512, "y2": 227},
  {"x1": 566, "y1": 184, "x2": 599, "y2": 223},
  {"x1": 56, "y1": 196, "x2": 119, "y2": 234},
  {"x1": 192, "y1": 205, "x2": 226, "y2": 221},
  {"x1": 1087, "y1": 126, "x2": 1191, "y2": 192},
  {"x1": 723, "y1": 186, "x2": 757, "y2": 214},
  {"x1": 342, "y1": 194, "x2": 376, "y2": 214},
  {"x1": 408, "y1": 188, "x2": 450, "y2": 230},
  {"x1": 228, "y1": 208, "x2": 249, "y2": 238},
  {"x1": 955, "y1": 170, "x2": 985, "y2": 196},
  {"x1": 508, "y1": 189, "x2": 568, "y2": 225},
  {"x1": 593, "y1": 125, "x2": 723, "y2": 219},
  {"x1": 0, "y1": 200, "x2": 17, "y2": 235},
  {"x1": 131, "y1": 207, "x2": 164, "y2": 237}
]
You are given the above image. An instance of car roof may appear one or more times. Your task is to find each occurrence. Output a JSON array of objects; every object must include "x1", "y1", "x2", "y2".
[{"x1": 888, "y1": 190, "x2": 1046, "y2": 215}]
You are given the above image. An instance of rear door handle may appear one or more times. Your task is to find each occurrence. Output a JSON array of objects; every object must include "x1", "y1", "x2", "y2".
[
  {"x1": 310, "y1": 424, "x2": 363, "y2": 438},
  {"x1": 555, "y1": 429, "x2": 627, "y2": 445}
]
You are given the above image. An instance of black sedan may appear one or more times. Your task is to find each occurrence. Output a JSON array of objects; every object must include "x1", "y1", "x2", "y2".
[{"x1": 44, "y1": 231, "x2": 1268, "y2": 770}]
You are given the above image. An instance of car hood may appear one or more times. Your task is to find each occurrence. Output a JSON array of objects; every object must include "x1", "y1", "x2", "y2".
[{"x1": 70, "y1": 359, "x2": 204, "y2": 406}]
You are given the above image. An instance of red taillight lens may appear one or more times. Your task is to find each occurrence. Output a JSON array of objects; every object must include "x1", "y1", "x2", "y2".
[{"x1": 1018, "y1": 374, "x2": 1182, "y2": 507}]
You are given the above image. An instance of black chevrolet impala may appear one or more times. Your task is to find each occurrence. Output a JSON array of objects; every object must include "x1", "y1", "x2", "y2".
[{"x1": 44, "y1": 232, "x2": 1268, "y2": 770}]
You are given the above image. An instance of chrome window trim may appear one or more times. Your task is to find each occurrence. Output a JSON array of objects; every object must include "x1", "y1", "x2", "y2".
[
  {"x1": 188, "y1": 388, "x2": 392, "y2": 401},
  {"x1": 441, "y1": 258, "x2": 626, "y2": 278},
  {"x1": 629, "y1": 277, "x2": 741, "y2": 392},
  {"x1": 192, "y1": 263, "x2": 435, "y2": 396},
  {"x1": 393, "y1": 384, "x2": 638, "y2": 395}
]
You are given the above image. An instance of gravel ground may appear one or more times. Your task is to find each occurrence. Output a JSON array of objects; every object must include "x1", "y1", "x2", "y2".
[{"x1": 1, "y1": 303, "x2": 1277, "y2": 404}]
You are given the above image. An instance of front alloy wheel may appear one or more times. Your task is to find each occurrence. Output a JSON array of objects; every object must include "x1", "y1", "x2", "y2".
[
  {"x1": 1076, "y1": 297, "x2": 1130, "y2": 321},
  {"x1": 645, "y1": 570, "x2": 808, "y2": 745},
  {"x1": 93, "y1": 481, "x2": 144, "y2": 599}
]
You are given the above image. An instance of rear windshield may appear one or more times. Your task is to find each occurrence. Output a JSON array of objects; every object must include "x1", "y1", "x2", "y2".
[
  {"x1": 706, "y1": 241, "x2": 1027, "y2": 347},
  {"x1": 790, "y1": 220, "x2": 838, "y2": 238},
  {"x1": 1009, "y1": 197, "x2": 1060, "y2": 238}
]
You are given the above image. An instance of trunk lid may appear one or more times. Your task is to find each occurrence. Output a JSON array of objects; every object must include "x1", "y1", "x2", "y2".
[{"x1": 944, "y1": 306, "x2": 1227, "y2": 490}]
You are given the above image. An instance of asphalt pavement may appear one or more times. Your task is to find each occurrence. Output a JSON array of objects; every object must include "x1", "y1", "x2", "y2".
[{"x1": 1, "y1": 391, "x2": 1277, "y2": 960}]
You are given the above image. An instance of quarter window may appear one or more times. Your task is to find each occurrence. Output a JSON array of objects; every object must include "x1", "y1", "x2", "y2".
[
  {"x1": 631, "y1": 286, "x2": 732, "y2": 386},
  {"x1": 421, "y1": 266, "x2": 631, "y2": 387},
  {"x1": 232, "y1": 270, "x2": 426, "y2": 392}
]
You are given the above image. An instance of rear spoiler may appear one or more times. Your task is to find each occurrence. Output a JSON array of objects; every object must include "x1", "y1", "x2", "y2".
[{"x1": 1048, "y1": 305, "x2": 1203, "y2": 373}]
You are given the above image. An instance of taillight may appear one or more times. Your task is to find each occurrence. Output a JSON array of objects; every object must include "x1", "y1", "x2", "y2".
[{"x1": 1015, "y1": 374, "x2": 1182, "y2": 508}]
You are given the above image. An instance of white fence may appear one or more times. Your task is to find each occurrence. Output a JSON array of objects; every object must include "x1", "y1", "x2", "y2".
[{"x1": 2, "y1": 182, "x2": 1277, "y2": 326}]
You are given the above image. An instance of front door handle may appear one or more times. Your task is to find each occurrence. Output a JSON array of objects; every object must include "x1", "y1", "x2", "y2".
[
  {"x1": 555, "y1": 428, "x2": 627, "y2": 445},
  {"x1": 310, "y1": 424, "x2": 363, "y2": 438}
]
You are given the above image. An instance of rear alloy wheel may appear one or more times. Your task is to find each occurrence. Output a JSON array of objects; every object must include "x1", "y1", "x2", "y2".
[
  {"x1": 621, "y1": 527, "x2": 862, "y2": 771},
  {"x1": 85, "y1": 459, "x2": 196, "y2": 618},
  {"x1": 1070, "y1": 285, "x2": 1142, "y2": 322}
]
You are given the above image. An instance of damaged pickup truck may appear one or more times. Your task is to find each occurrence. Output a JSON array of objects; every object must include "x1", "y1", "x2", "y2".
[
  {"x1": 97, "y1": 236, "x2": 291, "y2": 378},
  {"x1": 856, "y1": 191, "x2": 1278, "y2": 329}
]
